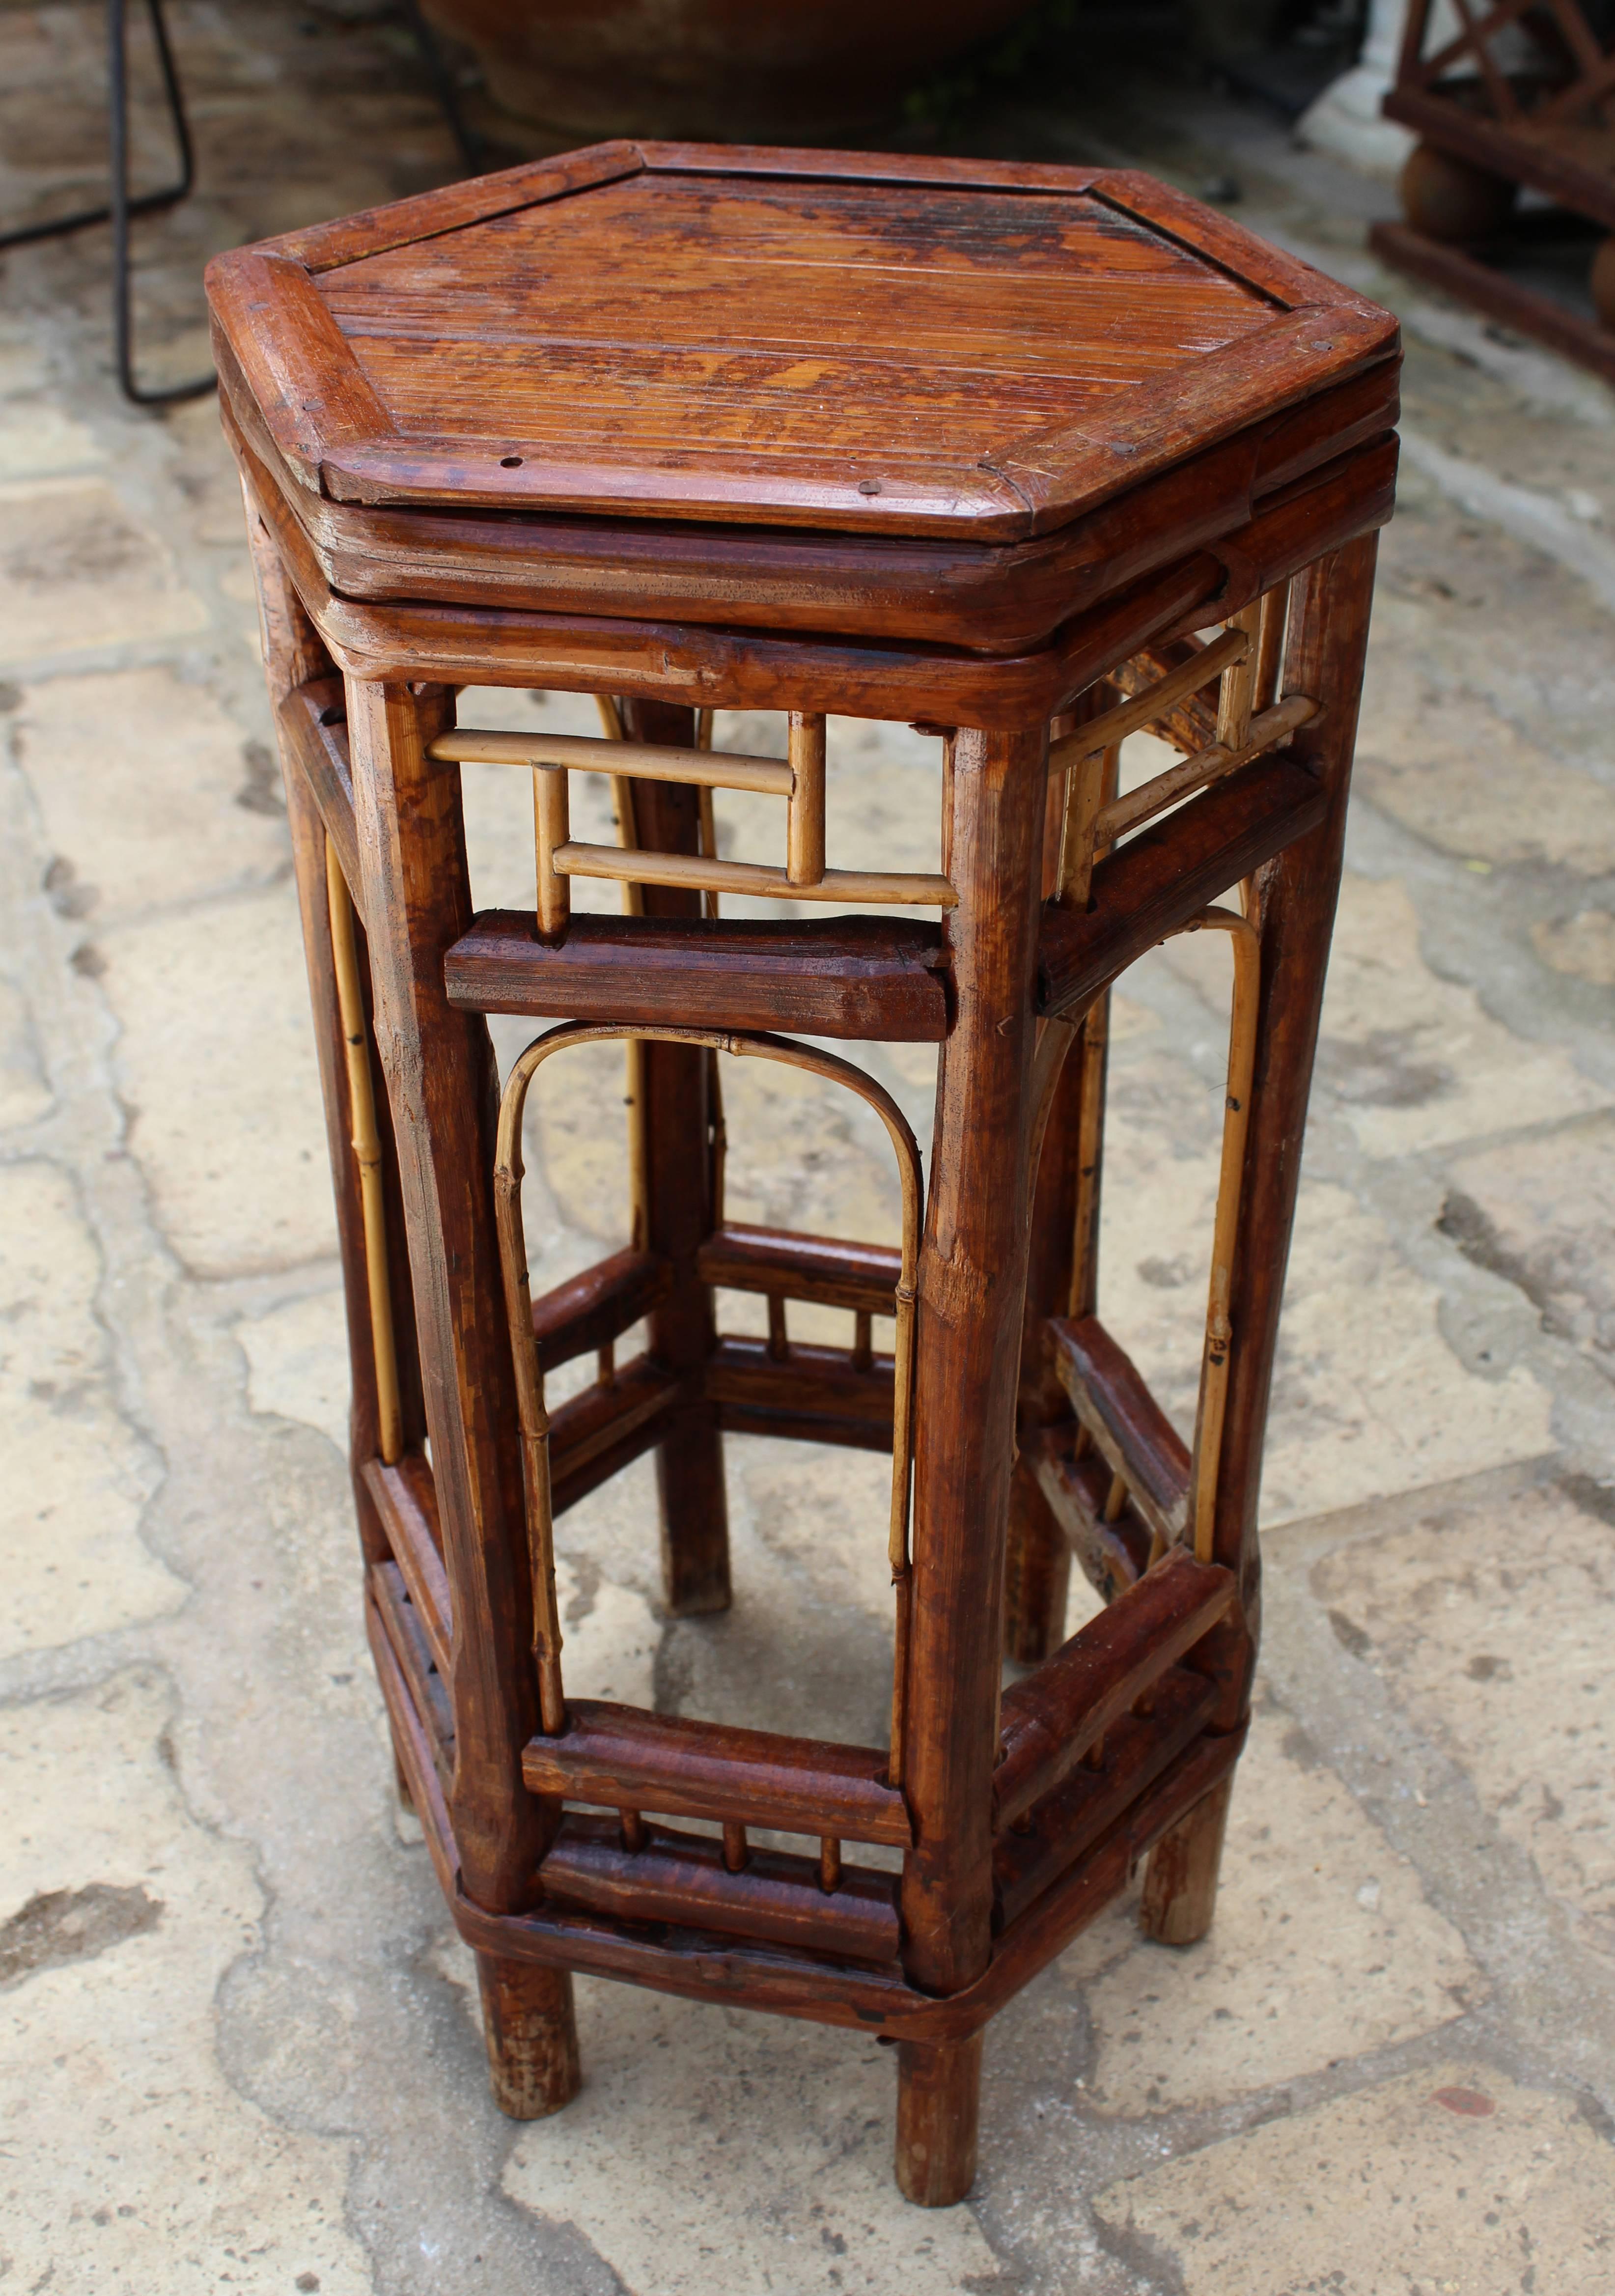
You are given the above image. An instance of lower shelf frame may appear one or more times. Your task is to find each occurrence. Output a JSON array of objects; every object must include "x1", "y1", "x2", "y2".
[{"x1": 369, "y1": 1583, "x2": 1243, "y2": 2048}]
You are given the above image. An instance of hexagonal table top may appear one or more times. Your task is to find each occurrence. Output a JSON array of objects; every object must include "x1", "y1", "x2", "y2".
[{"x1": 209, "y1": 142, "x2": 1396, "y2": 545}]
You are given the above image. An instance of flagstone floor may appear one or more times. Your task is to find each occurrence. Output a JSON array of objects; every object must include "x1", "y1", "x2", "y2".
[{"x1": 2, "y1": 7, "x2": 1613, "y2": 2291}]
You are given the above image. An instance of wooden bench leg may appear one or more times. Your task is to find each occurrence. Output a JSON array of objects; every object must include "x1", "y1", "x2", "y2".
[
  {"x1": 619, "y1": 700, "x2": 731, "y2": 1617},
  {"x1": 476, "y1": 1954, "x2": 582, "y2": 2119},
  {"x1": 895, "y1": 2033, "x2": 983, "y2": 2207},
  {"x1": 1139, "y1": 534, "x2": 1382, "y2": 1945},
  {"x1": 1139, "y1": 1774, "x2": 1234, "y2": 1945},
  {"x1": 899, "y1": 723, "x2": 1047, "y2": 2197}
]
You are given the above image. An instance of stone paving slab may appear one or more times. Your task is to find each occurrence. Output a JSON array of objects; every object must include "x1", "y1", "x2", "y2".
[
  {"x1": 1091, "y1": 2063, "x2": 1615, "y2": 2295},
  {"x1": 0, "y1": 7, "x2": 1613, "y2": 2291}
]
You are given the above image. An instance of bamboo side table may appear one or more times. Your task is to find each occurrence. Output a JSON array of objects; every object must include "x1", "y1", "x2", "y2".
[{"x1": 210, "y1": 143, "x2": 1398, "y2": 2206}]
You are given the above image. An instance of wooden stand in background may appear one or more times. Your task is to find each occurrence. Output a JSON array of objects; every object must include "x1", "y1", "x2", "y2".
[{"x1": 1374, "y1": 0, "x2": 1615, "y2": 383}]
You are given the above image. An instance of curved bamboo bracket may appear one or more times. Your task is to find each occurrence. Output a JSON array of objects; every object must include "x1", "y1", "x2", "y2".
[
  {"x1": 494, "y1": 1021, "x2": 925, "y2": 1782},
  {"x1": 325, "y1": 835, "x2": 403, "y2": 1466}
]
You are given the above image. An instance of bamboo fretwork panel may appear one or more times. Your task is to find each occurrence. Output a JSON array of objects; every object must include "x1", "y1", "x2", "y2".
[
  {"x1": 1049, "y1": 582, "x2": 1304, "y2": 1571},
  {"x1": 430, "y1": 709, "x2": 957, "y2": 931}
]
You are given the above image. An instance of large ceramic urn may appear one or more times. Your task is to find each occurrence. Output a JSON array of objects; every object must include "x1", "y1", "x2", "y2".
[{"x1": 423, "y1": 0, "x2": 1037, "y2": 143}]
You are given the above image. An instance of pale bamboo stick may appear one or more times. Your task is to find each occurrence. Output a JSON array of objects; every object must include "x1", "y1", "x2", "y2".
[
  {"x1": 1253, "y1": 580, "x2": 1289, "y2": 713},
  {"x1": 598, "y1": 713, "x2": 649, "y2": 1244},
  {"x1": 1067, "y1": 993, "x2": 1110, "y2": 1321},
  {"x1": 493, "y1": 1062, "x2": 566, "y2": 1737},
  {"x1": 786, "y1": 711, "x2": 827, "y2": 888},
  {"x1": 533, "y1": 759, "x2": 570, "y2": 938},
  {"x1": 431, "y1": 726, "x2": 793, "y2": 797},
  {"x1": 1169, "y1": 903, "x2": 1260, "y2": 1567},
  {"x1": 1058, "y1": 743, "x2": 1118, "y2": 910},
  {"x1": 1066, "y1": 738, "x2": 1120, "y2": 1320},
  {"x1": 1094, "y1": 692, "x2": 1317, "y2": 846},
  {"x1": 324, "y1": 838, "x2": 403, "y2": 1467},
  {"x1": 553, "y1": 841, "x2": 956, "y2": 908},
  {"x1": 697, "y1": 785, "x2": 720, "y2": 922},
  {"x1": 1215, "y1": 600, "x2": 1263, "y2": 753},
  {"x1": 1047, "y1": 625, "x2": 1249, "y2": 775}
]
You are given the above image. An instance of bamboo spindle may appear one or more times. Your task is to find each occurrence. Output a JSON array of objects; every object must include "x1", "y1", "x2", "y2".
[
  {"x1": 491, "y1": 1078, "x2": 566, "y2": 1737},
  {"x1": 436, "y1": 715, "x2": 953, "y2": 908},
  {"x1": 1066, "y1": 739, "x2": 1120, "y2": 1320},
  {"x1": 695, "y1": 704, "x2": 721, "y2": 922},
  {"x1": 1253, "y1": 580, "x2": 1289, "y2": 712},
  {"x1": 550, "y1": 842, "x2": 955, "y2": 908},
  {"x1": 1093, "y1": 692, "x2": 1317, "y2": 848},
  {"x1": 787, "y1": 711, "x2": 827, "y2": 887},
  {"x1": 323, "y1": 837, "x2": 403, "y2": 1466},
  {"x1": 689, "y1": 709, "x2": 728, "y2": 1176},
  {"x1": 597, "y1": 702, "x2": 653, "y2": 1250},
  {"x1": 437, "y1": 724, "x2": 793, "y2": 796},
  {"x1": 533, "y1": 764, "x2": 570, "y2": 940},
  {"x1": 1215, "y1": 600, "x2": 1263, "y2": 753},
  {"x1": 1057, "y1": 740, "x2": 1117, "y2": 911},
  {"x1": 1047, "y1": 623, "x2": 1250, "y2": 777},
  {"x1": 1174, "y1": 904, "x2": 1261, "y2": 1565}
]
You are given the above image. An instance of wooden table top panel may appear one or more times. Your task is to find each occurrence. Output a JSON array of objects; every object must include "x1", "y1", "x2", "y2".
[
  {"x1": 209, "y1": 144, "x2": 1397, "y2": 541},
  {"x1": 320, "y1": 176, "x2": 1271, "y2": 470}
]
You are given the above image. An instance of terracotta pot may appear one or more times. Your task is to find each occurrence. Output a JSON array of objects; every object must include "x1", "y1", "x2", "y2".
[{"x1": 423, "y1": 0, "x2": 1038, "y2": 143}]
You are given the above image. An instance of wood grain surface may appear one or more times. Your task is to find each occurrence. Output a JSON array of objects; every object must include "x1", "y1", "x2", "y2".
[
  {"x1": 227, "y1": 142, "x2": 1395, "y2": 2195},
  {"x1": 207, "y1": 142, "x2": 1398, "y2": 544},
  {"x1": 445, "y1": 910, "x2": 951, "y2": 1040}
]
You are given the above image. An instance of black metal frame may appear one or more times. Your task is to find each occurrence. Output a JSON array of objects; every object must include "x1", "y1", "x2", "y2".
[{"x1": 0, "y1": 0, "x2": 485, "y2": 411}]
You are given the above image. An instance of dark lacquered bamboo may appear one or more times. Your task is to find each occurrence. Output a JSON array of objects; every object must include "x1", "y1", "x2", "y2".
[
  {"x1": 614, "y1": 698, "x2": 732, "y2": 1616},
  {"x1": 891, "y1": 723, "x2": 1049, "y2": 2196},
  {"x1": 220, "y1": 143, "x2": 1394, "y2": 2205}
]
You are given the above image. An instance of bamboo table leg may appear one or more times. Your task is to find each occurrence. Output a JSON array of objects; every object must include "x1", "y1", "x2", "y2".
[
  {"x1": 898, "y1": 722, "x2": 1048, "y2": 2204},
  {"x1": 476, "y1": 1955, "x2": 582, "y2": 2118},
  {"x1": 1139, "y1": 533, "x2": 1381, "y2": 1945},
  {"x1": 347, "y1": 677, "x2": 577, "y2": 2102},
  {"x1": 895, "y1": 2032, "x2": 984, "y2": 2209},
  {"x1": 617, "y1": 698, "x2": 731, "y2": 1617}
]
